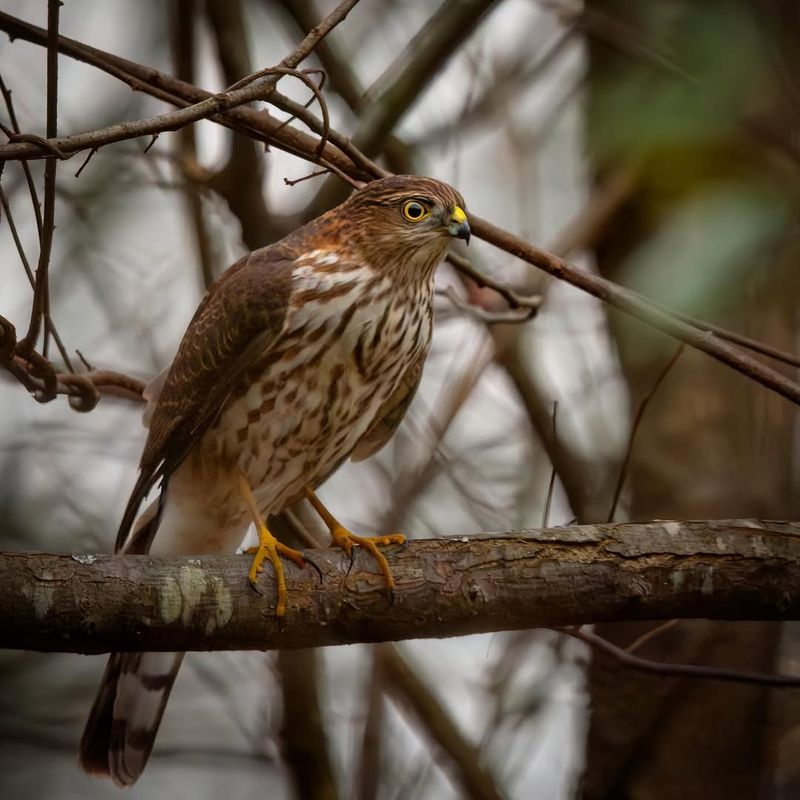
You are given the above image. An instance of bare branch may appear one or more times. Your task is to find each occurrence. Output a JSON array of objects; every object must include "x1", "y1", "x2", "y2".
[
  {"x1": 15, "y1": 0, "x2": 60, "y2": 359},
  {"x1": 470, "y1": 215, "x2": 800, "y2": 406},
  {"x1": 0, "y1": 314, "x2": 145, "y2": 409},
  {"x1": 1, "y1": 8, "x2": 798, "y2": 411},
  {"x1": 607, "y1": 343, "x2": 685, "y2": 522},
  {"x1": 560, "y1": 625, "x2": 800, "y2": 688},
  {"x1": 5, "y1": 520, "x2": 800, "y2": 654},
  {"x1": 447, "y1": 252, "x2": 543, "y2": 313},
  {"x1": 379, "y1": 644, "x2": 506, "y2": 800},
  {"x1": 0, "y1": 65, "x2": 322, "y2": 164},
  {"x1": 436, "y1": 287, "x2": 538, "y2": 324},
  {"x1": 0, "y1": 10, "x2": 374, "y2": 178}
]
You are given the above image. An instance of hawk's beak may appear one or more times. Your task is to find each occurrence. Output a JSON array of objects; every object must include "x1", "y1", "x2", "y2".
[{"x1": 448, "y1": 205, "x2": 471, "y2": 244}]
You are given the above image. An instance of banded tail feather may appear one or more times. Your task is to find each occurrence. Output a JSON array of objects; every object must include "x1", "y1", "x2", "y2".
[
  {"x1": 79, "y1": 652, "x2": 184, "y2": 787},
  {"x1": 79, "y1": 494, "x2": 186, "y2": 787}
]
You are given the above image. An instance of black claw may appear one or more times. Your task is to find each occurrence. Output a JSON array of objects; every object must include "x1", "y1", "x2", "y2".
[
  {"x1": 344, "y1": 549, "x2": 357, "y2": 579},
  {"x1": 301, "y1": 553, "x2": 325, "y2": 585}
]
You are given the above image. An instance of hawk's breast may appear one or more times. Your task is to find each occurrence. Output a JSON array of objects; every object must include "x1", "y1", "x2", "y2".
[{"x1": 214, "y1": 254, "x2": 433, "y2": 515}]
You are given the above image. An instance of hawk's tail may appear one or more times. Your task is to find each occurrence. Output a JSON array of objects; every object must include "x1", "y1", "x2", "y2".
[
  {"x1": 79, "y1": 651, "x2": 184, "y2": 787},
  {"x1": 79, "y1": 495, "x2": 185, "y2": 787}
]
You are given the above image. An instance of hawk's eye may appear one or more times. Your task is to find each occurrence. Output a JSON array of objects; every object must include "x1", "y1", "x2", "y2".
[{"x1": 402, "y1": 200, "x2": 430, "y2": 222}]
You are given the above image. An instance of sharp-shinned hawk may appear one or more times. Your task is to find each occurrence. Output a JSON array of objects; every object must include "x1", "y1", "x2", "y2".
[{"x1": 79, "y1": 174, "x2": 470, "y2": 786}]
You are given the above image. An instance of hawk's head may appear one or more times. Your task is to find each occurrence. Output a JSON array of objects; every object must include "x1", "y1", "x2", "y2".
[{"x1": 341, "y1": 175, "x2": 470, "y2": 277}]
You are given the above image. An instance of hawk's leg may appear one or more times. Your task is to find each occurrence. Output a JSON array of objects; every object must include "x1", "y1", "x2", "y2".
[
  {"x1": 304, "y1": 488, "x2": 405, "y2": 591},
  {"x1": 238, "y1": 473, "x2": 305, "y2": 617}
]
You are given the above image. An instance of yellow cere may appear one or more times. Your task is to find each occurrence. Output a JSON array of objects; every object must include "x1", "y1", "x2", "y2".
[{"x1": 451, "y1": 205, "x2": 467, "y2": 224}]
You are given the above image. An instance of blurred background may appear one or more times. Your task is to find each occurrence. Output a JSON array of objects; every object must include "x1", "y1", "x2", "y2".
[{"x1": 1, "y1": 1, "x2": 799, "y2": 798}]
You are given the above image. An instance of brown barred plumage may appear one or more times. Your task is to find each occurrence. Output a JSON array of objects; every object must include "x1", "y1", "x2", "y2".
[{"x1": 79, "y1": 175, "x2": 469, "y2": 786}]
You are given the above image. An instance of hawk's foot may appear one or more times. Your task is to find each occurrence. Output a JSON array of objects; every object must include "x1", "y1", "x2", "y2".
[
  {"x1": 304, "y1": 487, "x2": 405, "y2": 593},
  {"x1": 330, "y1": 525, "x2": 405, "y2": 590},
  {"x1": 238, "y1": 471, "x2": 305, "y2": 617},
  {"x1": 245, "y1": 529, "x2": 305, "y2": 617}
]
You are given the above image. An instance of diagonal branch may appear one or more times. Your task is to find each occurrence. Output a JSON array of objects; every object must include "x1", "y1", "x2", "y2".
[
  {"x1": 5, "y1": 520, "x2": 800, "y2": 654},
  {"x1": 379, "y1": 643, "x2": 506, "y2": 800},
  {"x1": 470, "y1": 216, "x2": 800, "y2": 405}
]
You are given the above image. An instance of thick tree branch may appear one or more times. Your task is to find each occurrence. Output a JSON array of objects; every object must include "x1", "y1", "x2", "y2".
[{"x1": 4, "y1": 520, "x2": 800, "y2": 654}]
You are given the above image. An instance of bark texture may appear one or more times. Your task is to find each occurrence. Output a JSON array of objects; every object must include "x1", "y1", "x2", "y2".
[{"x1": 3, "y1": 520, "x2": 800, "y2": 653}]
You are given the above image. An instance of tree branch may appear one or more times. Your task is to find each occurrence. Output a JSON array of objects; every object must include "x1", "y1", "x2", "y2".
[
  {"x1": 5, "y1": 520, "x2": 800, "y2": 654},
  {"x1": 2, "y1": 9, "x2": 799, "y2": 409},
  {"x1": 0, "y1": 9, "x2": 375, "y2": 178},
  {"x1": 470, "y1": 216, "x2": 800, "y2": 405}
]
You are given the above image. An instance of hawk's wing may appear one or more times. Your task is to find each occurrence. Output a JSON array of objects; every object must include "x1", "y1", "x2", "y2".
[
  {"x1": 350, "y1": 347, "x2": 425, "y2": 462},
  {"x1": 116, "y1": 247, "x2": 294, "y2": 551}
]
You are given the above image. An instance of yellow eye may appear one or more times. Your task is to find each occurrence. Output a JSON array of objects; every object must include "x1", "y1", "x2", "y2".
[{"x1": 402, "y1": 200, "x2": 430, "y2": 222}]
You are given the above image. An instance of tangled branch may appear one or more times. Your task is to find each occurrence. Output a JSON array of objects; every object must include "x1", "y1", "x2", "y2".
[{"x1": 0, "y1": 4, "x2": 798, "y2": 414}]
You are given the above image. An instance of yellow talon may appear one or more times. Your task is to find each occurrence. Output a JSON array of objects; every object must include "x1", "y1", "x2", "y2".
[
  {"x1": 245, "y1": 528, "x2": 305, "y2": 616},
  {"x1": 239, "y1": 473, "x2": 305, "y2": 617},
  {"x1": 305, "y1": 488, "x2": 405, "y2": 592}
]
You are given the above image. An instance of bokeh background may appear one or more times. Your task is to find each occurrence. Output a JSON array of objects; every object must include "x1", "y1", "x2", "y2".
[{"x1": 1, "y1": 1, "x2": 799, "y2": 798}]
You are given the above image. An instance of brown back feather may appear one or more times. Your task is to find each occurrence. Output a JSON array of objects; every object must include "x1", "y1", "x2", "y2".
[{"x1": 115, "y1": 246, "x2": 295, "y2": 551}]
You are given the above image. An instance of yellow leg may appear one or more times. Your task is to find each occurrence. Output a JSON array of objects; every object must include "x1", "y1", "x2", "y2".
[
  {"x1": 238, "y1": 473, "x2": 305, "y2": 617},
  {"x1": 304, "y1": 488, "x2": 405, "y2": 590}
]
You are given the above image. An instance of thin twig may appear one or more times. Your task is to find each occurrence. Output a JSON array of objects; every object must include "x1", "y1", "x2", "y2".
[
  {"x1": 560, "y1": 625, "x2": 800, "y2": 689},
  {"x1": 448, "y1": 252, "x2": 542, "y2": 312},
  {"x1": 223, "y1": 66, "x2": 331, "y2": 161},
  {"x1": 607, "y1": 343, "x2": 685, "y2": 522},
  {"x1": 436, "y1": 287, "x2": 538, "y2": 324},
  {"x1": 0, "y1": 75, "x2": 43, "y2": 238},
  {"x1": 625, "y1": 619, "x2": 680, "y2": 654},
  {"x1": 542, "y1": 402, "x2": 558, "y2": 528},
  {"x1": 16, "y1": 0, "x2": 60, "y2": 358},
  {"x1": 284, "y1": 168, "x2": 330, "y2": 187}
]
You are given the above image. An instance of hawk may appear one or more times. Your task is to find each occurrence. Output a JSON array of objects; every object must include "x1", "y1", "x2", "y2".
[{"x1": 79, "y1": 175, "x2": 470, "y2": 786}]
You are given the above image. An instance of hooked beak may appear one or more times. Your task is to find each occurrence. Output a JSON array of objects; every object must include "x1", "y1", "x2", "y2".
[{"x1": 448, "y1": 205, "x2": 470, "y2": 244}]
